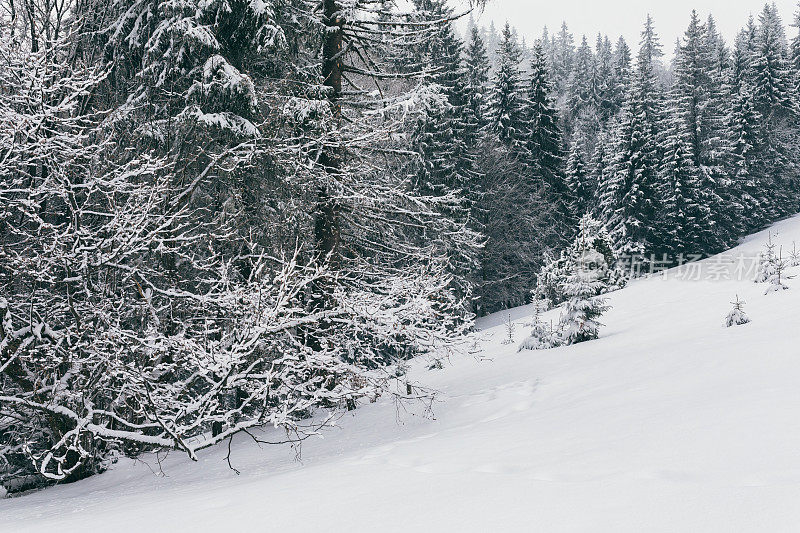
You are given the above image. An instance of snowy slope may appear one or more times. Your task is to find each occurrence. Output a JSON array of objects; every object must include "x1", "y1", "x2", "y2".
[{"x1": 4, "y1": 217, "x2": 800, "y2": 532}]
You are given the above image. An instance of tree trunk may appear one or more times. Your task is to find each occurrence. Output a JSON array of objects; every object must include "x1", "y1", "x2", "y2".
[{"x1": 310, "y1": 0, "x2": 343, "y2": 326}]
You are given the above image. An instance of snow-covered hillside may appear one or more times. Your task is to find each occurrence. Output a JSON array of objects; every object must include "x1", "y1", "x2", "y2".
[{"x1": 4, "y1": 217, "x2": 800, "y2": 532}]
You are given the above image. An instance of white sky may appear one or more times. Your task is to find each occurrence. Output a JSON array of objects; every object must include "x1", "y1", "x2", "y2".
[{"x1": 460, "y1": 0, "x2": 797, "y2": 56}]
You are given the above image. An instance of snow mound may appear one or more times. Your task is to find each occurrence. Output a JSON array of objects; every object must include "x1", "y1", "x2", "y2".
[{"x1": 4, "y1": 217, "x2": 800, "y2": 532}]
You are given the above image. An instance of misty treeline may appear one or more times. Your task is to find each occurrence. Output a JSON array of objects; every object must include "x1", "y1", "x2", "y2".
[{"x1": 0, "y1": 0, "x2": 798, "y2": 491}]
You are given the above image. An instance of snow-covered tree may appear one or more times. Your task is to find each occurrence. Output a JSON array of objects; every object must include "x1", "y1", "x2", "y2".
[
  {"x1": 534, "y1": 215, "x2": 627, "y2": 307},
  {"x1": 659, "y1": 114, "x2": 714, "y2": 256},
  {"x1": 764, "y1": 246, "x2": 790, "y2": 294},
  {"x1": 492, "y1": 23, "x2": 530, "y2": 152},
  {"x1": 565, "y1": 134, "x2": 591, "y2": 217},
  {"x1": 755, "y1": 233, "x2": 778, "y2": 283},
  {"x1": 725, "y1": 295, "x2": 751, "y2": 327},
  {"x1": 793, "y1": 4, "x2": 800, "y2": 92},
  {"x1": 528, "y1": 40, "x2": 569, "y2": 223},
  {"x1": 553, "y1": 22, "x2": 576, "y2": 94},
  {"x1": 670, "y1": 10, "x2": 730, "y2": 251},
  {"x1": 602, "y1": 16, "x2": 666, "y2": 255},
  {"x1": 518, "y1": 302, "x2": 562, "y2": 351},
  {"x1": 567, "y1": 35, "x2": 599, "y2": 122},
  {"x1": 560, "y1": 271, "x2": 611, "y2": 345}
]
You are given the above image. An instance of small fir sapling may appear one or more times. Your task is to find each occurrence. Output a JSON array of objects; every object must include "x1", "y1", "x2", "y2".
[
  {"x1": 725, "y1": 295, "x2": 751, "y2": 327},
  {"x1": 764, "y1": 247, "x2": 790, "y2": 294},
  {"x1": 502, "y1": 314, "x2": 516, "y2": 345},
  {"x1": 518, "y1": 301, "x2": 555, "y2": 351},
  {"x1": 789, "y1": 242, "x2": 800, "y2": 267},
  {"x1": 754, "y1": 233, "x2": 777, "y2": 283}
]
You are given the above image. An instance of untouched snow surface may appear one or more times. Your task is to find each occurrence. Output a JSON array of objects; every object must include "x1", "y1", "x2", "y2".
[{"x1": 4, "y1": 217, "x2": 800, "y2": 532}]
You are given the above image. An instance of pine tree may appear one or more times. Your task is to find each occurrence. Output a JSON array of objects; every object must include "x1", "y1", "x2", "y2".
[
  {"x1": 610, "y1": 37, "x2": 633, "y2": 115},
  {"x1": 764, "y1": 248, "x2": 790, "y2": 294},
  {"x1": 725, "y1": 84, "x2": 767, "y2": 230},
  {"x1": 491, "y1": 23, "x2": 529, "y2": 153},
  {"x1": 725, "y1": 295, "x2": 751, "y2": 327},
  {"x1": 748, "y1": 4, "x2": 800, "y2": 221},
  {"x1": 565, "y1": 134, "x2": 591, "y2": 217},
  {"x1": 528, "y1": 40, "x2": 569, "y2": 223},
  {"x1": 705, "y1": 15, "x2": 730, "y2": 81},
  {"x1": 409, "y1": 0, "x2": 481, "y2": 304},
  {"x1": 751, "y1": 4, "x2": 796, "y2": 114},
  {"x1": 591, "y1": 126, "x2": 614, "y2": 216},
  {"x1": 670, "y1": 10, "x2": 729, "y2": 252},
  {"x1": 568, "y1": 35, "x2": 599, "y2": 122},
  {"x1": 560, "y1": 270, "x2": 611, "y2": 345},
  {"x1": 659, "y1": 115, "x2": 713, "y2": 256},
  {"x1": 793, "y1": 4, "x2": 800, "y2": 92},
  {"x1": 464, "y1": 26, "x2": 492, "y2": 137},
  {"x1": 553, "y1": 21, "x2": 576, "y2": 94},
  {"x1": 755, "y1": 233, "x2": 778, "y2": 283},
  {"x1": 411, "y1": 0, "x2": 471, "y2": 198},
  {"x1": 603, "y1": 17, "x2": 665, "y2": 254},
  {"x1": 595, "y1": 34, "x2": 619, "y2": 120},
  {"x1": 732, "y1": 16, "x2": 759, "y2": 90}
]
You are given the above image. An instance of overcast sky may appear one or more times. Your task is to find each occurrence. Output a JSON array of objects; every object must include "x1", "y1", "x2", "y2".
[{"x1": 460, "y1": 1, "x2": 797, "y2": 56}]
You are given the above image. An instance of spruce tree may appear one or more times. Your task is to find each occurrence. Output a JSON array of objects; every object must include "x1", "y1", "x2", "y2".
[
  {"x1": 724, "y1": 84, "x2": 767, "y2": 231},
  {"x1": 568, "y1": 35, "x2": 599, "y2": 123},
  {"x1": 659, "y1": 115, "x2": 713, "y2": 256},
  {"x1": 670, "y1": 10, "x2": 729, "y2": 251},
  {"x1": 560, "y1": 271, "x2": 611, "y2": 345},
  {"x1": 611, "y1": 37, "x2": 633, "y2": 114},
  {"x1": 751, "y1": 4, "x2": 796, "y2": 114},
  {"x1": 748, "y1": 4, "x2": 800, "y2": 220},
  {"x1": 528, "y1": 40, "x2": 569, "y2": 222},
  {"x1": 464, "y1": 26, "x2": 492, "y2": 144},
  {"x1": 603, "y1": 17, "x2": 665, "y2": 255},
  {"x1": 596, "y1": 34, "x2": 619, "y2": 121},
  {"x1": 491, "y1": 23, "x2": 530, "y2": 154},
  {"x1": 553, "y1": 22, "x2": 576, "y2": 94},
  {"x1": 793, "y1": 4, "x2": 800, "y2": 92},
  {"x1": 565, "y1": 134, "x2": 591, "y2": 218},
  {"x1": 409, "y1": 0, "x2": 480, "y2": 304},
  {"x1": 725, "y1": 295, "x2": 751, "y2": 327}
]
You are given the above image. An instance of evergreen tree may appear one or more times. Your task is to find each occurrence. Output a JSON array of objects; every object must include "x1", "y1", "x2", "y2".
[
  {"x1": 491, "y1": 23, "x2": 530, "y2": 153},
  {"x1": 528, "y1": 40, "x2": 569, "y2": 221},
  {"x1": 560, "y1": 271, "x2": 611, "y2": 345},
  {"x1": 603, "y1": 17, "x2": 666, "y2": 254},
  {"x1": 611, "y1": 37, "x2": 633, "y2": 111},
  {"x1": 732, "y1": 16, "x2": 759, "y2": 90},
  {"x1": 751, "y1": 4, "x2": 796, "y2": 114},
  {"x1": 568, "y1": 35, "x2": 599, "y2": 121},
  {"x1": 410, "y1": 0, "x2": 471, "y2": 197},
  {"x1": 793, "y1": 4, "x2": 800, "y2": 91},
  {"x1": 591, "y1": 127, "x2": 614, "y2": 217},
  {"x1": 724, "y1": 84, "x2": 767, "y2": 230},
  {"x1": 565, "y1": 134, "x2": 591, "y2": 217},
  {"x1": 670, "y1": 10, "x2": 729, "y2": 251},
  {"x1": 659, "y1": 115, "x2": 713, "y2": 256},
  {"x1": 596, "y1": 34, "x2": 619, "y2": 120},
  {"x1": 409, "y1": 0, "x2": 481, "y2": 304},
  {"x1": 725, "y1": 295, "x2": 751, "y2": 327},
  {"x1": 705, "y1": 15, "x2": 730, "y2": 80},
  {"x1": 464, "y1": 26, "x2": 492, "y2": 141},
  {"x1": 553, "y1": 22, "x2": 576, "y2": 94},
  {"x1": 748, "y1": 4, "x2": 800, "y2": 220}
]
